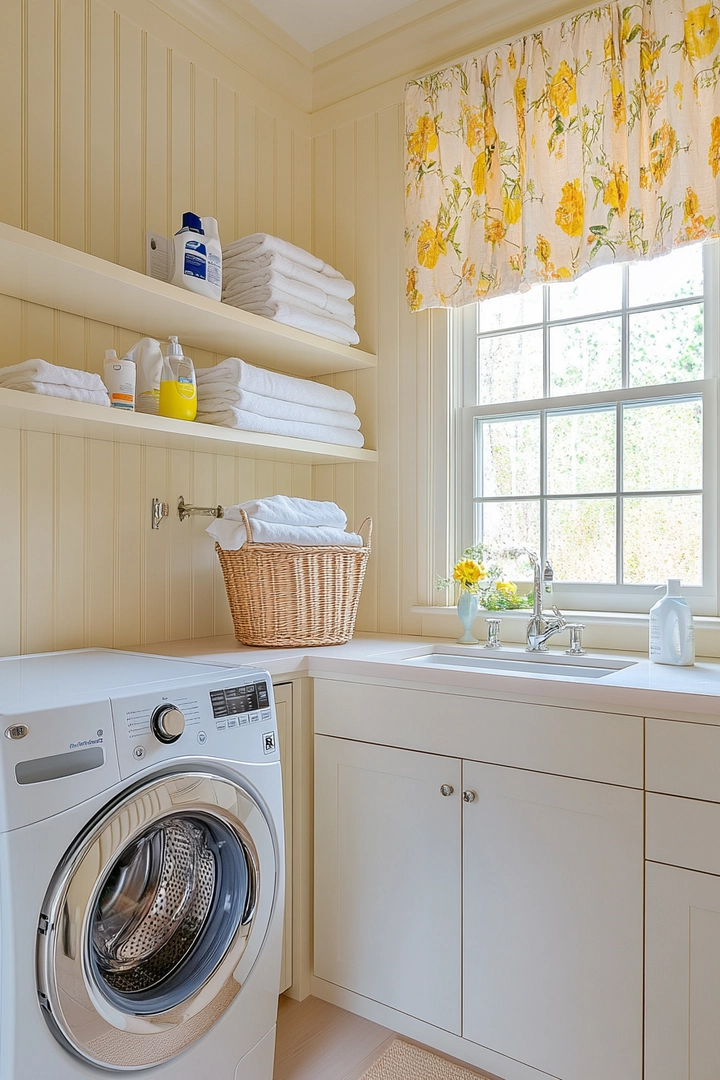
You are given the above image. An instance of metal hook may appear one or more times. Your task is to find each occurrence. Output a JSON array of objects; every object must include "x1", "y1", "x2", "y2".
[{"x1": 177, "y1": 496, "x2": 224, "y2": 523}]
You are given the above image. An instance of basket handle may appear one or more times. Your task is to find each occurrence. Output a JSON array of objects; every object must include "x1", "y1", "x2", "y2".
[
  {"x1": 357, "y1": 517, "x2": 372, "y2": 551},
  {"x1": 238, "y1": 506, "x2": 254, "y2": 543}
]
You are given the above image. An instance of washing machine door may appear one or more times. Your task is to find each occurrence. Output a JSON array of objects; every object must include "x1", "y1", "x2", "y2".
[{"x1": 36, "y1": 770, "x2": 278, "y2": 1071}]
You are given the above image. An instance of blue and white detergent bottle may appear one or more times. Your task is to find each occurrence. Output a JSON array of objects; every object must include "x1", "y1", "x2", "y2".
[
  {"x1": 170, "y1": 212, "x2": 216, "y2": 299},
  {"x1": 649, "y1": 579, "x2": 695, "y2": 666}
]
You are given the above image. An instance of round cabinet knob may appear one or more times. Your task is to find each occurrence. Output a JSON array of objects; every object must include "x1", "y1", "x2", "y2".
[
  {"x1": 440, "y1": 784, "x2": 454, "y2": 797},
  {"x1": 462, "y1": 790, "x2": 477, "y2": 803},
  {"x1": 151, "y1": 705, "x2": 186, "y2": 744}
]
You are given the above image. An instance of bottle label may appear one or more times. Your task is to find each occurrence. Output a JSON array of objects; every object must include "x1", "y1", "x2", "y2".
[
  {"x1": 183, "y1": 240, "x2": 207, "y2": 279},
  {"x1": 207, "y1": 253, "x2": 222, "y2": 287}
]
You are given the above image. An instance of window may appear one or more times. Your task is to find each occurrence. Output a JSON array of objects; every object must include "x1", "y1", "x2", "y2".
[{"x1": 455, "y1": 244, "x2": 719, "y2": 614}]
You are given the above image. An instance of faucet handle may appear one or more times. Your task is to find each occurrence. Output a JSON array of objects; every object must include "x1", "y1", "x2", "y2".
[
  {"x1": 484, "y1": 618, "x2": 502, "y2": 649},
  {"x1": 565, "y1": 623, "x2": 587, "y2": 655}
]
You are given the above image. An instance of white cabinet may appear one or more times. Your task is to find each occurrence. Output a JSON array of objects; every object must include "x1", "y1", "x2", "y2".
[
  {"x1": 463, "y1": 761, "x2": 643, "y2": 1080},
  {"x1": 314, "y1": 735, "x2": 462, "y2": 1033}
]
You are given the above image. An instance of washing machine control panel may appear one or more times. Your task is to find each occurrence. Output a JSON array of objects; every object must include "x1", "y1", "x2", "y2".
[{"x1": 111, "y1": 669, "x2": 278, "y2": 778}]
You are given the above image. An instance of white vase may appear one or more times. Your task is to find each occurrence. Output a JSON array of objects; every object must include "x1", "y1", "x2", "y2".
[{"x1": 456, "y1": 591, "x2": 480, "y2": 644}]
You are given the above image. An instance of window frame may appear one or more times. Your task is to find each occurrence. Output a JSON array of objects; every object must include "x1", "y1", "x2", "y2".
[{"x1": 454, "y1": 242, "x2": 720, "y2": 616}]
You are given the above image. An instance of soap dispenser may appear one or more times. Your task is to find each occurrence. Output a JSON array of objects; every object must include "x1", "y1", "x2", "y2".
[
  {"x1": 649, "y1": 578, "x2": 695, "y2": 666},
  {"x1": 158, "y1": 336, "x2": 197, "y2": 422}
]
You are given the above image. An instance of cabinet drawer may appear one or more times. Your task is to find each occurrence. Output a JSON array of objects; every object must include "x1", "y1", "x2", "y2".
[
  {"x1": 647, "y1": 792, "x2": 720, "y2": 873},
  {"x1": 647, "y1": 717, "x2": 720, "y2": 801},
  {"x1": 314, "y1": 679, "x2": 642, "y2": 786}
]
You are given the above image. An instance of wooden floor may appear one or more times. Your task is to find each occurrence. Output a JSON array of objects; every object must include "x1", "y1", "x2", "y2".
[{"x1": 273, "y1": 996, "x2": 396, "y2": 1080}]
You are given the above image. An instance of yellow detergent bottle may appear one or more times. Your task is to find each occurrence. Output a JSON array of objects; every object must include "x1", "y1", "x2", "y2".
[{"x1": 158, "y1": 336, "x2": 197, "y2": 421}]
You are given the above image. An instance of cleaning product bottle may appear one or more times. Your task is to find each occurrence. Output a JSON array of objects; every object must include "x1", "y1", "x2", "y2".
[
  {"x1": 122, "y1": 337, "x2": 163, "y2": 415},
  {"x1": 170, "y1": 213, "x2": 215, "y2": 299},
  {"x1": 103, "y1": 349, "x2": 136, "y2": 410},
  {"x1": 649, "y1": 579, "x2": 695, "y2": 666},
  {"x1": 201, "y1": 216, "x2": 222, "y2": 302},
  {"x1": 158, "y1": 336, "x2": 197, "y2": 421}
]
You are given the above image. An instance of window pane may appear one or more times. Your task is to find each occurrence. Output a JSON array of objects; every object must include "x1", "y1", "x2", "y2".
[
  {"x1": 479, "y1": 416, "x2": 540, "y2": 497},
  {"x1": 478, "y1": 288, "x2": 543, "y2": 332},
  {"x1": 629, "y1": 245, "x2": 704, "y2": 306},
  {"x1": 478, "y1": 330, "x2": 544, "y2": 404},
  {"x1": 549, "y1": 264, "x2": 622, "y2": 320},
  {"x1": 546, "y1": 408, "x2": 616, "y2": 495},
  {"x1": 629, "y1": 304, "x2": 703, "y2": 387},
  {"x1": 547, "y1": 499, "x2": 616, "y2": 582},
  {"x1": 623, "y1": 496, "x2": 702, "y2": 585},
  {"x1": 623, "y1": 399, "x2": 702, "y2": 492},
  {"x1": 478, "y1": 501, "x2": 540, "y2": 579},
  {"x1": 550, "y1": 317, "x2": 622, "y2": 395}
]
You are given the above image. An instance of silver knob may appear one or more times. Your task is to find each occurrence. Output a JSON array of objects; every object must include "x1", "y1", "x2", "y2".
[
  {"x1": 462, "y1": 790, "x2": 477, "y2": 803},
  {"x1": 440, "y1": 784, "x2": 454, "y2": 797},
  {"x1": 565, "y1": 623, "x2": 587, "y2": 656},
  {"x1": 484, "y1": 618, "x2": 502, "y2": 649},
  {"x1": 151, "y1": 704, "x2": 185, "y2": 744}
]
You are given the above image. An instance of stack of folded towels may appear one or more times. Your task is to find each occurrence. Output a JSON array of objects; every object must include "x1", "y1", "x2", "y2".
[
  {"x1": 221, "y1": 233, "x2": 359, "y2": 347},
  {"x1": 0, "y1": 359, "x2": 110, "y2": 405},
  {"x1": 207, "y1": 495, "x2": 362, "y2": 551},
  {"x1": 195, "y1": 357, "x2": 364, "y2": 448}
]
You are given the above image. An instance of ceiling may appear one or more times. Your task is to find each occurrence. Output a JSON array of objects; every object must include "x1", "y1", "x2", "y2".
[{"x1": 247, "y1": 0, "x2": 424, "y2": 52}]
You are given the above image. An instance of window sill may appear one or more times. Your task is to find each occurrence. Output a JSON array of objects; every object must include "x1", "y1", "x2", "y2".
[{"x1": 412, "y1": 606, "x2": 720, "y2": 629}]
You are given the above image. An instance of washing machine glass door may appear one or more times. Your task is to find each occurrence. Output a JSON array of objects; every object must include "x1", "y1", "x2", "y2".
[{"x1": 36, "y1": 771, "x2": 278, "y2": 1071}]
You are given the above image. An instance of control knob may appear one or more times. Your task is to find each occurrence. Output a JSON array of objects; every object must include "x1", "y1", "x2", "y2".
[{"x1": 151, "y1": 704, "x2": 186, "y2": 744}]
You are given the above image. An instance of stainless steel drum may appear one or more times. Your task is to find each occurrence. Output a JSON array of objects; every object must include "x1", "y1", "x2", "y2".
[{"x1": 36, "y1": 772, "x2": 278, "y2": 1071}]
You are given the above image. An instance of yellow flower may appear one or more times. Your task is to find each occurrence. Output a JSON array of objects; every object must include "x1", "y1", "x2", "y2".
[
  {"x1": 472, "y1": 153, "x2": 486, "y2": 196},
  {"x1": 407, "y1": 115, "x2": 438, "y2": 163},
  {"x1": 674, "y1": 80, "x2": 684, "y2": 107},
  {"x1": 604, "y1": 32, "x2": 614, "y2": 60},
  {"x1": 709, "y1": 116, "x2": 720, "y2": 176},
  {"x1": 453, "y1": 559, "x2": 486, "y2": 589},
  {"x1": 548, "y1": 59, "x2": 576, "y2": 118},
  {"x1": 484, "y1": 216, "x2": 507, "y2": 245},
  {"x1": 640, "y1": 165, "x2": 652, "y2": 189},
  {"x1": 466, "y1": 111, "x2": 484, "y2": 152},
  {"x1": 603, "y1": 164, "x2": 629, "y2": 214},
  {"x1": 649, "y1": 121, "x2": 677, "y2": 185},
  {"x1": 684, "y1": 4, "x2": 719, "y2": 61},
  {"x1": 495, "y1": 581, "x2": 518, "y2": 598},
  {"x1": 508, "y1": 47, "x2": 517, "y2": 69},
  {"x1": 406, "y1": 268, "x2": 423, "y2": 312},
  {"x1": 646, "y1": 79, "x2": 668, "y2": 114},
  {"x1": 484, "y1": 104, "x2": 498, "y2": 150},
  {"x1": 460, "y1": 257, "x2": 476, "y2": 284},
  {"x1": 535, "y1": 234, "x2": 551, "y2": 265},
  {"x1": 509, "y1": 252, "x2": 524, "y2": 272},
  {"x1": 417, "y1": 221, "x2": 446, "y2": 269},
  {"x1": 555, "y1": 178, "x2": 585, "y2": 237},
  {"x1": 641, "y1": 31, "x2": 662, "y2": 74},
  {"x1": 503, "y1": 192, "x2": 522, "y2": 225},
  {"x1": 611, "y1": 69, "x2": 626, "y2": 128},
  {"x1": 684, "y1": 186, "x2": 700, "y2": 220}
]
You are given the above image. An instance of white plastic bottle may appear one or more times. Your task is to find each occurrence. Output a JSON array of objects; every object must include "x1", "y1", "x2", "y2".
[
  {"x1": 103, "y1": 349, "x2": 136, "y2": 410},
  {"x1": 170, "y1": 213, "x2": 215, "y2": 299},
  {"x1": 649, "y1": 578, "x2": 695, "y2": 666},
  {"x1": 201, "y1": 216, "x2": 222, "y2": 301},
  {"x1": 122, "y1": 337, "x2": 163, "y2": 415}
]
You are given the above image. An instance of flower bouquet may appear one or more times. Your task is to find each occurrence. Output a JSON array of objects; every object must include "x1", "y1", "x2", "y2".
[{"x1": 437, "y1": 544, "x2": 531, "y2": 644}]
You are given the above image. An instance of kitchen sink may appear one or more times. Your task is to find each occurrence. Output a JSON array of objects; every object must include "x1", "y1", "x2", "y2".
[{"x1": 388, "y1": 646, "x2": 637, "y2": 680}]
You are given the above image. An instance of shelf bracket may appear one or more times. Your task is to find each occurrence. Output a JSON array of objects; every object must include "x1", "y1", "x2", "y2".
[
  {"x1": 151, "y1": 498, "x2": 169, "y2": 530},
  {"x1": 177, "y1": 496, "x2": 224, "y2": 522}
]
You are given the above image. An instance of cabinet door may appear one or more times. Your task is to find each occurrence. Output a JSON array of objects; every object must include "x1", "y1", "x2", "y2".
[
  {"x1": 463, "y1": 761, "x2": 643, "y2": 1080},
  {"x1": 274, "y1": 682, "x2": 293, "y2": 995},
  {"x1": 646, "y1": 860, "x2": 720, "y2": 1080},
  {"x1": 314, "y1": 735, "x2": 462, "y2": 1033}
]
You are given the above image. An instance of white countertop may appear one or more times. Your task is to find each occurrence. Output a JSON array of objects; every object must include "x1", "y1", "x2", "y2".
[{"x1": 135, "y1": 633, "x2": 720, "y2": 722}]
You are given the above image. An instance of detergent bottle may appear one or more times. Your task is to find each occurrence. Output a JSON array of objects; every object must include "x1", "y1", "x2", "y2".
[{"x1": 158, "y1": 336, "x2": 197, "y2": 421}]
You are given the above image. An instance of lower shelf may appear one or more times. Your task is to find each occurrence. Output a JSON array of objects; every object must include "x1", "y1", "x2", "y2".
[{"x1": 0, "y1": 387, "x2": 378, "y2": 464}]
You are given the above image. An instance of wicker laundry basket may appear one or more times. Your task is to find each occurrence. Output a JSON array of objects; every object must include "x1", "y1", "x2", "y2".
[{"x1": 216, "y1": 509, "x2": 372, "y2": 647}]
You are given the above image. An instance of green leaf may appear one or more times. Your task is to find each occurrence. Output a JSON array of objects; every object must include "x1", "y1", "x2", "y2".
[
  {"x1": 589, "y1": 224, "x2": 608, "y2": 234},
  {"x1": 591, "y1": 175, "x2": 604, "y2": 191}
]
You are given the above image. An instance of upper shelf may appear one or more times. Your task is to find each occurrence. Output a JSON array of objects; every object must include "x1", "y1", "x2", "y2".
[{"x1": 0, "y1": 223, "x2": 376, "y2": 378}]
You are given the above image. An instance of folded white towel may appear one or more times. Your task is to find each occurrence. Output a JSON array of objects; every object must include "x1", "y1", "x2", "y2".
[
  {"x1": 224, "y1": 496, "x2": 347, "y2": 530},
  {"x1": 0, "y1": 358, "x2": 107, "y2": 392},
  {"x1": 197, "y1": 388, "x2": 361, "y2": 430},
  {"x1": 222, "y1": 253, "x2": 354, "y2": 299},
  {"x1": 223, "y1": 298, "x2": 360, "y2": 345},
  {"x1": 196, "y1": 407, "x2": 365, "y2": 447},
  {"x1": 2, "y1": 382, "x2": 111, "y2": 405},
  {"x1": 223, "y1": 233, "x2": 345, "y2": 280},
  {"x1": 195, "y1": 358, "x2": 356, "y2": 412},
  {"x1": 222, "y1": 274, "x2": 355, "y2": 322},
  {"x1": 223, "y1": 284, "x2": 355, "y2": 329},
  {"x1": 208, "y1": 516, "x2": 362, "y2": 551}
]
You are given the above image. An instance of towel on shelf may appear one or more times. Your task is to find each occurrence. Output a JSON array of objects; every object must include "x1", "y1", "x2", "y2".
[
  {"x1": 223, "y1": 495, "x2": 347, "y2": 530},
  {"x1": 208, "y1": 517, "x2": 362, "y2": 552},
  {"x1": 223, "y1": 286, "x2": 355, "y2": 329},
  {"x1": 225, "y1": 299, "x2": 360, "y2": 345},
  {"x1": 0, "y1": 358, "x2": 107, "y2": 391},
  {"x1": 222, "y1": 276, "x2": 355, "y2": 323},
  {"x1": 222, "y1": 233, "x2": 344, "y2": 280},
  {"x1": 197, "y1": 388, "x2": 361, "y2": 431},
  {"x1": 195, "y1": 358, "x2": 356, "y2": 412},
  {"x1": 2, "y1": 382, "x2": 110, "y2": 405},
  {"x1": 196, "y1": 406, "x2": 365, "y2": 447},
  {"x1": 222, "y1": 254, "x2": 354, "y2": 299}
]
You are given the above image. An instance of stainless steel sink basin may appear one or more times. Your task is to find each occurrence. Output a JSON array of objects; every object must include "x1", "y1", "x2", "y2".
[{"x1": 392, "y1": 647, "x2": 637, "y2": 680}]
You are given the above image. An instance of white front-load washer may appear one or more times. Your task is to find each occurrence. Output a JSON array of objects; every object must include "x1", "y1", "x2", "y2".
[{"x1": 0, "y1": 648, "x2": 284, "y2": 1078}]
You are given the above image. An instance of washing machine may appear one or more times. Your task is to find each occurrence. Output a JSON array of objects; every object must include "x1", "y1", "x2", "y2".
[{"x1": 0, "y1": 647, "x2": 284, "y2": 1078}]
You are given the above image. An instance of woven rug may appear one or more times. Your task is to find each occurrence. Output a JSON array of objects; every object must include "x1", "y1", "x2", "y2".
[{"x1": 359, "y1": 1039, "x2": 492, "y2": 1080}]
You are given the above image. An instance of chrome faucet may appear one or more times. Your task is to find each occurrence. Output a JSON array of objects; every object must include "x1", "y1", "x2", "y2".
[{"x1": 525, "y1": 554, "x2": 567, "y2": 651}]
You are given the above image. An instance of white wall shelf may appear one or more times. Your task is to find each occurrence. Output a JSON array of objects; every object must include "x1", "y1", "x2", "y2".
[
  {"x1": 0, "y1": 223, "x2": 376, "y2": 378},
  {"x1": 0, "y1": 388, "x2": 378, "y2": 465}
]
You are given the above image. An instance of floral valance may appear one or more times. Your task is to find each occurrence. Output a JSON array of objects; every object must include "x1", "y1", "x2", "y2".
[{"x1": 404, "y1": 1, "x2": 720, "y2": 310}]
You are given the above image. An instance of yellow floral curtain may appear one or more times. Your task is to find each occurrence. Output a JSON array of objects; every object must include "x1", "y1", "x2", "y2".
[{"x1": 404, "y1": 1, "x2": 720, "y2": 311}]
